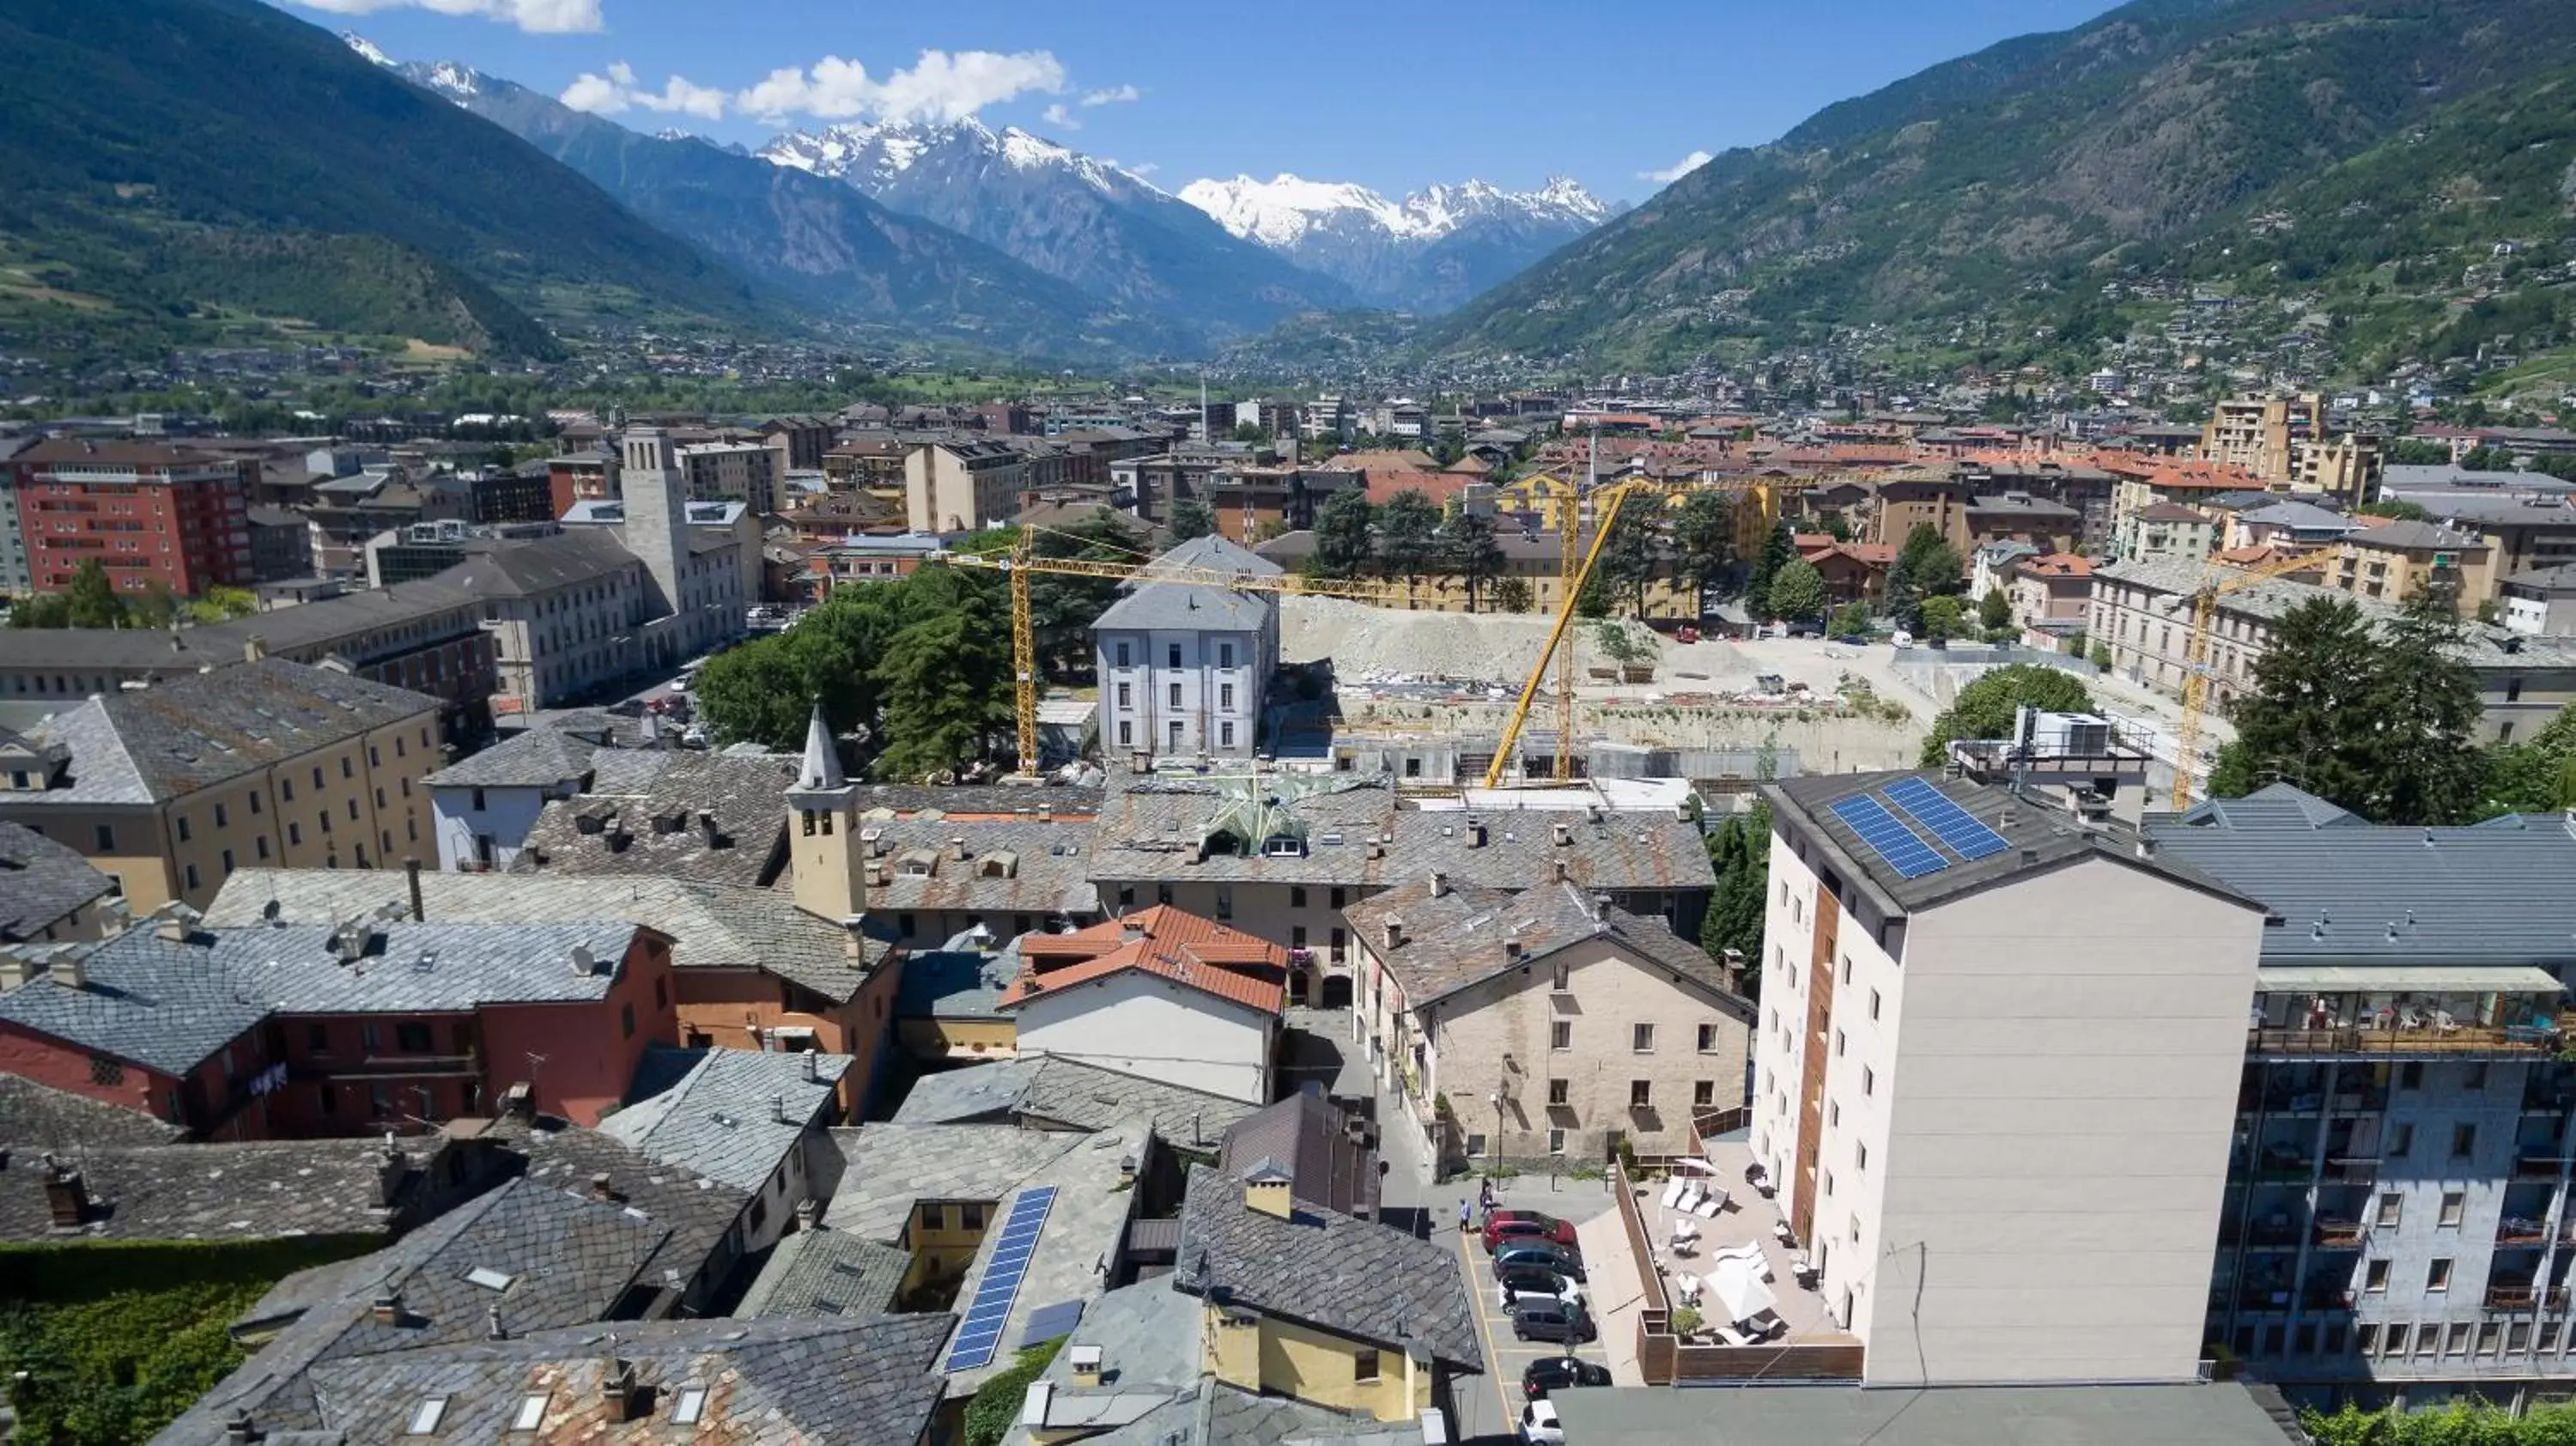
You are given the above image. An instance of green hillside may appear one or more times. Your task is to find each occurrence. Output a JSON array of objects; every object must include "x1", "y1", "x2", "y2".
[
  {"x1": 1428, "y1": 0, "x2": 2576, "y2": 374},
  {"x1": 0, "y1": 0, "x2": 772, "y2": 360}
]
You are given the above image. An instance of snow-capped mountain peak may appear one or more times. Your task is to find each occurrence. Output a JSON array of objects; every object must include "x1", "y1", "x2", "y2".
[
  {"x1": 340, "y1": 32, "x2": 394, "y2": 68},
  {"x1": 1177, "y1": 173, "x2": 1612, "y2": 246},
  {"x1": 756, "y1": 118, "x2": 1143, "y2": 197}
]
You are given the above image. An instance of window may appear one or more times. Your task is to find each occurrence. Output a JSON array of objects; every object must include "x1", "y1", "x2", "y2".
[
  {"x1": 1834, "y1": 1029, "x2": 1846, "y2": 1058},
  {"x1": 1290, "y1": 886, "x2": 1308, "y2": 908},
  {"x1": 2388, "y1": 1122, "x2": 2415, "y2": 1156},
  {"x1": 1119, "y1": 721, "x2": 1133, "y2": 747},
  {"x1": 1463, "y1": 1132, "x2": 1486, "y2": 1157},
  {"x1": 1694, "y1": 1080, "x2": 1716, "y2": 1108},
  {"x1": 2453, "y1": 1122, "x2": 2478, "y2": 1158},
  {"x1": 1169, "y1": 682, "x2": 1182, "y2": 708},
  {"x1": 176, "y1": 815, "x2": 191, "y2": 842},
  {"x1": 1697, "y1": 1024, "x2": 1719, "y2": 1053},
  {"x1": 214, "y1": 803, "x2": 228, "y2": 827},
  {"x1": 1352, "y1": 1349, "x2": 1381, "y2": 1383},
  {"x1": 1219, "y1": 642, "x2": 1236, "y2": 669},
  {"x1": 512, "y1": 1394, "x2": 549, "y2": 1431},
  {"x1": 1115, "y1": 642, "x2": 1131, "y2": 668},
  {"x1": 307, "y1": 1023, "x2": 331, "y2": 1052},
  {"x1": 405, "y1": 1397, "x2": 448, "y2": 1435},
  {"x1": 1868, "y1": 989, "x2": 1882, "y2": 1021},
  {"x1": 1169, "y1": 720, "x2": 1182, "y2": 750},
  {"x1": 1548, "y1": 1078, "x2": 1570, "y2": 1106},
  {"x1": 1215, "y1": 887, "x2": 1233, "y2": 920},
  {"x1": 289, "y1": 823, "x2": 302, "y2": 847},
  {"x1": 960, "y1": 1203, "x2": 985, "y2": 1230},
  {"x1": 2385, "y1": 1324, "x2": 2409, "y2": 1356},
  {"x1": 347, "y1": 799, "x2": 359, "y2": 821},
  {"x1": 282, "y1": 776, "x2": 294, "y2": 801},
  {"x1": 920, "y1": 1203, "x2": 947, "y2": 1232},
  {"x1": 1829, "y1": 1101, "x2": 1840, "y2": 1127},
  {"x1": 2440, "y1": 1190, "x2": 2466, "y2": 1227},
  {"x1": 2365, "y1": 1258, "x2": 2391, "y2": 1293},
  {"x1": 2400, "y1": 1061, "x2": 2424, "y2": 1090},
  {"x1": 2375, "y1": 1193, "x2": 2403, "y2": 1228},
  {"x1": 1330, "y1": 887, "x2": 1346, "y2": 909},
  {"x1": 2448, "y1": 1322, "x2": 2473, "y2": 1357},
  {"x1": 2429, "y1": 1258, "x2": 2455, "y2": 1292},
  {"x1": 341, "y1": 757, "x2": 354, "y2": 780},
  {"x1": 1219, "y1": 683, "x2": 1235, "y2": 710},
  {"x1": 93, "y1": 823, "x2": 114, "y2": 851},
  {"x1": 1631, "y1": 1023, "x2": 1655, "y2": 1053},
  {"x1": 1220, "y1": 722, "x2": 1236, "y2": 748},
  {"x1": 248, "y1": 792, "x2": 261, "y2": 815},
  {"x1": 318, "y1": 1081, "x2": 339, "y2": 1115},
  {"x1": 2466, "y1": 1062, "x2": 2488, "y2": 1090},
  {"x1": 1629, "y1": 1080, "x2": 1652, "y2": 1109},
  {"x1": 670, "y1": 1388, "x2": 708, "y2": 1426},
  {"x1": 396, "y1": 1023, "x2": 434, "y2": 1053},
  {"x1": 368, "y1": 746, "x2": 380, "y2": 768},
  {"x1": 183, "y1": 862, "x2": 200, "y2": 890},
  {"x1": 1862, "y1": 1066, "x2": 1875, "y2": 1097},
  {"x1": 622, "y1": 1002, "x2": 636, "y2": 1039},
  {"x1": 1116, "y1": 683, "x2": 1131, "y2": 708},
  {"x1": 1551, "y1": 1021, "x2": 1571, "y2": 1051},
  {"x1": 1168, "y1": 643, "x2": 1182, "y2": 669},
  {"x1": 89, "y1": 1055, "x2": 124, "y2": 1085}
]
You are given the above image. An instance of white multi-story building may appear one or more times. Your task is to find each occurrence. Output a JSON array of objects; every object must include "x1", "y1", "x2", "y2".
[
  {"x1": 1753, "y1": 770, "x2": 2268, "y2": 1387},
  {"x1": 1092, "y1": 536, "x2": 1279, "y2": 764},
  {"x1": 671, "y1": 440, "x2": 781, "y2": 516}
]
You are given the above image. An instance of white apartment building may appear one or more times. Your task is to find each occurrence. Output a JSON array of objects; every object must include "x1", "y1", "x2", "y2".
[
  {"x1": 1753, "y1": 770, "x2": 2268, "y2": 1387},
  {"x1": 1093, "y1": 536, "x2": 1279, "y2": 763},
  {"x1": 671, "y1": 440, "x2": 781, "y2": 517}
]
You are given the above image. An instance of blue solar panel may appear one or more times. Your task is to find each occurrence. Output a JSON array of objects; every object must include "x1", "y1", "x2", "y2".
[
  {"x1": 943, "y1": 1187, "x2": 1061, "y2": 1373},
  {"x1": 1884, "y1": 776, "x2": 2010, "y2": 861},
  {"x1": 1828, "y1": 794, "x2": 1948, "y2": 879}
]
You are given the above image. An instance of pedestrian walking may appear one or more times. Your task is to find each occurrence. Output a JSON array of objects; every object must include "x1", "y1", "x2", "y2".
[
  {"x1": 1458, "y1": 1198, "x2": 1472, "y2": 1234},
  {"x1": 1478, "y1": 1179, "x2": 1495, "y2": 1217}
]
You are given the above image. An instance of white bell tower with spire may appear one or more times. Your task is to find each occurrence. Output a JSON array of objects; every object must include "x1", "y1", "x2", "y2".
[{"x1": 786, "y1": 701, "x2": 866, "y2": 926}]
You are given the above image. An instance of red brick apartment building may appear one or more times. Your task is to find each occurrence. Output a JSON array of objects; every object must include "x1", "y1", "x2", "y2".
[
  {"x1": 0, "y1": 916, "x2": 676, "y2": 1139},
  {"x1": 10, "y1": 440, "x2": 257, "y2": 595}
]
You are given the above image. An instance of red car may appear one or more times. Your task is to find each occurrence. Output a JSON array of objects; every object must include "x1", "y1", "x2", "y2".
[{"x1": 1483, "y1": 1209, "x2": 1578, "y2": 1254}]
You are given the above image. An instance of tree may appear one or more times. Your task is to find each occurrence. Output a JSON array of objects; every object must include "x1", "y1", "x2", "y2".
[
  {"x1": 2207, "y1": 593, "x2": 2484, "y2": 823},
  {"x1": 1376, "y1": 489, "x2": 1443, "y2": 595},
  {"x1": 873, "y1": 568, "x2": 1012, "y2": 781},
  {"x1": 1670, "y1": 491, "x2": 1734, "y2": 608},
  {"x1": 1229, "y1": 421, "x2": 1268, "y2": 444},
  {"x1": 691, "y1": 632, "x2": 816, "y2": 751},
  {"x1": 1766, "y1": 558, "x2": 1826, "y2": 623},
  {"x1": 1918, "y1": 664, "x2": 2094, "y2": 766},
  {"x1": 1167, "y1": 497, "x2": 1217, "y2": 542},
  {"x1": 8, "y1": 592, "x2": 73, "y2": 628},
  {"x1": 1827, "y1": 601, "x2": 1872, "y2": 637},
  {"x1": 185, "y1": 586, "x2": 258, "y2": 623},
  {"x1": 1744, "y1": 520, "x2": 1794, "y2": 611},
  {"x1": 2360, "y1": 499, "x2": 2430, "y2": 521},
  {"x1": 2484, "y1": 704, "x2": 2576, "y2": 817},
  {"x1": 65, "y1": 560, "x2": 128, "y2": 630},
  {"x1": 1888, "y1": 524, "x2": 1964, "y2": 630},
  {"x1": 2087, "y1": 640, "x2": 2113, "y2": 670},
  {"x1": 1493, "y1": 575, "x2": 1534, "y2": 613},
  {"x1": 1591, "y1": 504, "x2": 1659, "y2": 617},
  {"x1": 1439, "y1": 510, "x2": 1507, "y2": 611},
  {"x1": 1917, "y1": 594, "x2": 1966, "y2": 643},
  {"x1": 1308, "y1": 491, "x2": 1375, "y2": 580},
  {"x1": 1978, "y1": 588, "x2": 2013, "y2": 635},
  {"x1": 1701, "y1": 798, "x2": 1773, "y2": 1001}
]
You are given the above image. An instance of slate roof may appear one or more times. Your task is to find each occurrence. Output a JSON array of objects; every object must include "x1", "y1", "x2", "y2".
[
  {"x1": 1173, "y1": 1164, "x2": 1480, "y2": 1370},
  {"x1": 1346, "y1": 876, "x2": 1738, "y2": 1015},
  {"x1": 11, "y1": 659, "x2": 440, "y2": 805},
  {"x1": 472, "y1": 1114, "x2": 753, "y2": 1303},
  {"x1": 288, "y1": 1314, "x2": 951, "y2": 1446},
  {"x1": 0, "y1": 930, "x2": 272, "y2": 1075},
  {"x1": 204, "y1": 870, "x2": 889, "y2": 1006},
  {"x1": 435, "y1": 527, "x2": 641, "y2": 598},
  {"x1": 0, "y1": 1074, "x2": 189, "y2": 1149},
  {"x1": 1217, "y1": 1093, "x2": 1378, "y2": 1218},
  {"x1": 2146, "y1": 784, "x2": 2576, "y2": 963},
  {"x1": 2234, "y1": 498, "x2": 2358, "y2": 533},
  {"x1": 850, "y1": 783, "x2": 1104, "y2": 819},
  {"x1": 1767, "y1": 770, "x2": 2264, "y2": 920},
  {"x1": 2504, "y1": 562, "x2": 2576, "y2": 592},
  {"x1": 937, "y1": 1117, "x2": 1157, "y2": 1392},
  {"x1": 889, "y1": 1055, "x2": 1254, "y2": 1147},
  {"x1": 598, "y1": 1047, "x2": 849, "y2": 1194},
  {"x1": 733, "y1": 1227, "x2": 910, "y2": 1320},
  {"x1": 821, "y1": 1123, "x2": 1085, "y2": 1241},
  {"x1": 1094, "y1": 535, "x2": 1281, "y2": 634},
  {"x1": 2346, "y1": 518, "x2": 2491, "y2": 553},
  {"x1": 863, "y1": 818, "x2": 1102, "y2": 920},
  {"x1": 0, "y1": 819, "x2": 116, "y2": 939},
  {"x1": 0, "y1": 1137, "x2": 430, "y2": 1242},
  {"x1": 421, "y1": 726, "x2": 599, "y2": 790},
  {"x1": 896, "y1": 935, "x2": 1019, "y2": 1021},
  {"x1": 514, "y1": 751, "x2": 797, "y2": 888}
]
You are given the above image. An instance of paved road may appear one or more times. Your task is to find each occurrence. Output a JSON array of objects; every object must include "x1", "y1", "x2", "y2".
[{"x1": 1282, "y1": 1007, "x2": 1620, "y2": 1444}]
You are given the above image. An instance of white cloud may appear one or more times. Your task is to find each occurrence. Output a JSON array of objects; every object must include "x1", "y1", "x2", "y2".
[
  {"x1": 560, "y1": 60, "x2": 727, "y2": 119},
  {"x1": 1078, "y1": 83, "x2": 1140, "y2": 108},
  {"x1": 293, "y1": 0, "x2": 602, "y2": 35},
  {"x1": 1042, "y1": 102, "x2": 1078, "y2": 131},
  {"x1": 1639, "y1": 149, "x2": 1712, "y2": 184},
  {"x1": 735, "y1": 49, "x2": 1066, "y2": 125}
]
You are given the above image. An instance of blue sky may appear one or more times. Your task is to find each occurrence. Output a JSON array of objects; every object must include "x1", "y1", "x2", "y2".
[{"x1": 288, "y1": 0, "x2": 2127, "y2": 200}]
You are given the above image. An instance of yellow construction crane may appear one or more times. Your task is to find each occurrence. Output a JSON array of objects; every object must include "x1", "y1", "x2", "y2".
[
  {"x1": 944, "y1": 528, "x2": 1402, "y2": 775},
  {"x1": 2163, "y1": 549, "x2": 2330, "y2": 810},
  {"x1": 1483, "y1": 475, "x2": 1783, "y2": 789}
]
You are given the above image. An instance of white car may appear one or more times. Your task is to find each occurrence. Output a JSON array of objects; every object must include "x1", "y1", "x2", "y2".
[
  {"x1": 1518, "y1": 1400, "x2": 1564, "y2": 1445},
  {"x1": 1498, "y1": 1276, "x2": 1585, "y2": 1311}
]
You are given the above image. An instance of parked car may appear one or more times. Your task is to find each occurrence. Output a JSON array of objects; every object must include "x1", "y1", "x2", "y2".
[
  {"x1": 1510, "y1": 1297, "x2": 1595, "y2": 1345},
  {"x1": 1496, "y1": 1266, "x2": 1583, "y2": 1310},
  {"x1": 1522, "y1": 1356, "x2": 1613, "y2": 1400},
  {"x1": 1492, "y1": 1242, "x2": 1586, "y2": 1282},
  {"x1": 1483, "y1": 1210, "x2": 1578, "y2": 1253},
  {"x1": 1517, "y1": 1400, "x2": 1565, "y2": 1445}
]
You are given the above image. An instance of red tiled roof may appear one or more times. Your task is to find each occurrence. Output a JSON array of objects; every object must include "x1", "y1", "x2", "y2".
[
  {"x1": 1364, "y1": 471, "x2": 1472, "y2": 507},
  {"x1": 1005, "y1": 906, "x2": 1287, "y2": 1017},
  {"x1": 2018, "y1": 552, "x2": 2093, "y2": 579}
]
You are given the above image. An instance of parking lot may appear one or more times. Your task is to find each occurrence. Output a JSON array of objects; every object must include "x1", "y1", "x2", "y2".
[{"x1": 1450, "y1": 1202, "x2": 1628, "y2": 1441}]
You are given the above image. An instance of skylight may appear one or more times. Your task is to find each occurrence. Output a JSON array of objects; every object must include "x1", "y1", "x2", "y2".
[
  {"x1": 406, "y1": 1396, "x2": 448, "y2": 1435},
  {"x1": 671, "y1": 1388, "x2": 708, "y2": 1425},
  {"x1": 465, "y1": 1266, "x2": 515, "y2": 1291},
  {"x1": 511, "y1": 1394, "x2": 547, "y2": 1431}
]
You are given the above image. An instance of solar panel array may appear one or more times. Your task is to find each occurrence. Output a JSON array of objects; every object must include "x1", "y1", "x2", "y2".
[
  {"x1": 1885, "y1": 776, "x2": 2011, "y2": 861},
  {"x1": 1021, "y1": 1299, "x2": 1084, "y2": 1349},
  {"x1": 1827, "y1": 794, "x2": 1948, "y2": 879},
  {"x1": 942, "y1": 1186, "x2": 1060, "y2": 1372}
]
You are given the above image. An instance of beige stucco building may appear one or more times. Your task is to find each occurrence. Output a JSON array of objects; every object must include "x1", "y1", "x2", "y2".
[
  {"x1": 0, "y1": 658, "x2": 441, "y2": 911},
  {"x1": 904, "y1": 440, "x2": 1028, "y2": 534},
  {"x1": 1754, "y1": 770, "x2": 2267, "y2": 1387},
  {"x1": 1346, "y1": 872, "x2": 1753, "y2": 1172}
]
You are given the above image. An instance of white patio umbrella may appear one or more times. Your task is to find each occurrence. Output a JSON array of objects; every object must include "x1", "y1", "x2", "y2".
[
  {"x1": 1668, "y1": 1156, "x2": 1721, "y2": 1176},
  {"x1": 1709, "y1": 1256, "x2": 1778, "y2": 1327}
]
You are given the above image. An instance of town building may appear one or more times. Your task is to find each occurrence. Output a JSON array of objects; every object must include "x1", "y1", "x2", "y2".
[
  {"x1": 999, "y1": 905, "x2": 1289, "y2": 1103},
  {"x1": 512, "y1": 749, "x2": 798, "y2": 889},
  {"x1": 2007, "y1": 552, "x2": 2093, "y2": 631},
  {"x1": 0, "y1": 817, "x2": 118, "y2": 945},
  {"x1": 0, "y1": 659, "x2": 442, "y2": 910},
  {"x1": 1094, "y1": 535, "x2": 1281, "y2": 764},
  {"x1": 613, "y1": 427, "x2": 755, "y2": 670},
  {"x1": 599, "y1": 1045, "x2": 850, "y2": 1255},
  {"x1": 904, "y1": 439, "x2": 1028, "y2": 534},
  {"x1": 2123, "y1": 501, "x2": 2219, "y2": 562},
  {"x1": 7, "y1": 440, "x2": 256, "y2": 597},
  {"x1": 671, "y1": 438, "x2": 781, "y2": 516},
  {"x1": 2227, "y1": 498, "x2": 2360, "y2": 555},
  {"x1": 860, "y1": 817, "x2": 1104, "y2": 945},
  {"x1": 2328, "y1": 519, "x2": 2496, "y2": 612},
  {"x1": 0, "y1": 912, "x2": 676, "y2": 1139},
  {"x1": 2500, "y1": 562, "x2": 2576, "y2": 637},
  {"x1": 1755, "y1": 770, "x2": 2268, "y2": 1385},
  {"x1": 423, "y1": 720, "x2": 619, "y2": 870}
]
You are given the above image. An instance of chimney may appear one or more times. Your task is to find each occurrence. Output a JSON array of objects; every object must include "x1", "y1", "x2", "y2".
[
  {"x1": 1466, "y1": 817, "x2": 1486, "y2": 848},
  {"x1": 1119, "y1": 1154, "x2": 1139, "y2": 1189},
  {"x1": 800, "y1": 1050, "x2": 819, "y2": 1083},
  {"x1": 52, "y1": 953, "x2": 87, "y2": 991},
  {"x1": 589, "y1": 1172, "x2": 622, "y2": 1204},
  {"x1": 1243, "y1": 1167, "x2": 1293, "y2": 1220},
  {"x1": 502, "y1": 1081, "x2": 533, "y2": 1118},
  {"x1": 0, "y1": 953, "x2": 27, "y2": 992},
  {"x1": 1037, "y1": 805, "x2": 1054, "y2": 825},
  {"x1": 1428, "y1": 871, "x2": 1448, "y2": 898},
  {"x1": 1551, "y1": 820, "x2": 1572, "y2": 847},
  {"x1": 242, "y1": 634, "x2": 267, "y2": 663},
  {"x1": 224, "y1": 1411, "x2": 259, "y2": 1445},
  {"x1": 2136, "y1": 835, "x2": 2158, "y2": 860},
  {"x1": 1069, "y1": 1344, "x2": 1104, "y2": 1382},
  {"x1": 769, "y1": 1093, "x2": 788, "y2": 1125},
  {"x1": 369, "y1": 1290, "x2": 404, "y2": 1327},
  {"x1": 155, "y1": 915, "x2": 191, "y2": 945},
  {"x1": 1383, "y1": 915, "x2": 1406, "y2": 951},
  {"x1": 40, "y1": 1155, "x2": 90, "y2": 1228},
  {"x1": 949, "y1": 835, "x2": 969, "y2": 863},
  {"x1": 793, "y1": 1197, "x2": 820, "y2": 1232},
  {"x1": 370, "y1": 1137, "x2": 410, "y2": 1208},
  {"x1": 600, "y1": 1358, "x2": 645, "y2": 1424},
  {"x1": 1504, "y1": 930, "x2": 1522, "y2": 959},
  {"x1": 404, "y1": 856, "x2": 424, "y2": 921},
  {"x1": 570, "y1": 943, "x2": 598, "y2": 975}
]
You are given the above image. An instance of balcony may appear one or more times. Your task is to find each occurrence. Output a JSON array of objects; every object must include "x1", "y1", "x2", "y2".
[
  {"x1": 2485, "y1": 1285, "x2": 2569, "y2": 1313},
  {"x1": 2499, "y1": 1217, "x2": 2553, "y2": 1248},
  {"x1": 2250, "y1": 982, "x2": 2562, "y2": 1060},
  {"x1": 2313, "y1": 1218, "x2": 2366, "y2": 1249},
  {"x1": 2514, "y1": 1155, "x2": 2564, "y2": 1182},
  {"x1": 2322, "y1": 1156, "x2": 2379, "y2": 1185},
  {"x1": 2246, "y1": 1022, "x2": 2560, "y2": 1060},
  {"x1": 295, "y1": 1052, "x2": 479, "y2": 1079}
]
